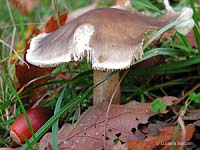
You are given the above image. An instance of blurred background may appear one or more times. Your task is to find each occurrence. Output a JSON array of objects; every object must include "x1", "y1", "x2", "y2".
[{"x1": 0, "y1": 0, "x2": 200, "y2": 148}]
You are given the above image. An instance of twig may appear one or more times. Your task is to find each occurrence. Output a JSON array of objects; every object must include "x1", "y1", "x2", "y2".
[
  {"x1": 5, "y1": 0, "x2": 20, "y2": 77},
  {"x1": 175, "y1": 83, "x2": 200, "y2": 104},
  {"x1": 0, "y1": 39, "x2": 29, "y2": 68},
  {"x1": 52, "y1": 0, "x2": 60, "y2": 26},
  {"x1": 177, "y1": 101, "x2": 189, "y2": 150},
  {"x1": 6, "y1": 0, "x2": 16, "y2": 55}
]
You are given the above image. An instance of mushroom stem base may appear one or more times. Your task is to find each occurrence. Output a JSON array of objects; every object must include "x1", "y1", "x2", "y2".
[{"x1": 93, "y1": 70, "x2": 121, "y2": 105}]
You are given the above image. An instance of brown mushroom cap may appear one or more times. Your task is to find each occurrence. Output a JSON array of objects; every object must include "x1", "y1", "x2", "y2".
[{"x1": 26, "y1": 8, "x2": 180, "y2": 70}]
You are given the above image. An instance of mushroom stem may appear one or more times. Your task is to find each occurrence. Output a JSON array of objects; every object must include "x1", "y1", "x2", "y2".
[{"x1": 93, "y1": 70, "x2": 121, "y2": 105}]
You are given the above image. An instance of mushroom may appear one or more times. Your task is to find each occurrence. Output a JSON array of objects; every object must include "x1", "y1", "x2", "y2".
[{"x1": 26, "y1": 7, "x2": 194, "y2": 105}]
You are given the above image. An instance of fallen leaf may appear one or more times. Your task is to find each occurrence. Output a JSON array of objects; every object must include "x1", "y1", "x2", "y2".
[
  {"x1": 43, "y1": 12, "x2": 68, "y2": 33},
  {"x1": 183, "y1": 109, "x2": 200, "y2": 121},
  {"x1": 14, "y1": 12, "x2": 69, "y2": 105},
  {"x1": 39, "y1": 124, "x2": 72, "y2": 150},
  {"x1": 193, "y1": 120, "x2": 200, "y2": 127},
  {"x1": 15, "y1": 61, "x2": 53, "y2": 105},
  {"x1": 115, "y1": 0, "x2": 127, "y2": 6},
  {"x1": 127, "y1": 125, "x2": 195, "y2": 150},
  {"x1": 133, "y1": 56, "x2": 165, "y2": 69},
  {"x1": 113, "y1": 141, "x2": 128, "y2": 150},
  {"x1": 141, "y1": 121, "x2": 170, "y2": 136},
  {"x1": 39, "y1": 96, "x2": 178, "y2": 150},
  {"x1": 186, "y1": 30, "x2": 197, "y2": 48},
  {"x1": 161, "y1": 30, "x2": 197, "y2": 48},
  {"x1": 15, "y1": 42, "x2": 53, "y2": 105},
  {"x1": 10, "y1": 0, "x2": 39, "y2": 16}
]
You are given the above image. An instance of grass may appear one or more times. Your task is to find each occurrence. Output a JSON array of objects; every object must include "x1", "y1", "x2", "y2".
[{"x1": 0, "y1": 0, "x2": 200, "y2": 149}]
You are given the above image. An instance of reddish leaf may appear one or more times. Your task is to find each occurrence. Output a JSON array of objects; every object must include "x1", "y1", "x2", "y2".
[
  {"x1": 39, "y1": 124, "x2": 72, "y2": 150},
  {"x1": 140, "y1": 121, "x2": 170, "y2": 136},
  {"x1": 127, "y1": 125, "x2": 195, "y2": 150},
  {"x1": 43, "y1": 12, "x2": 68, "y2": 33},
  {"x1": 39, "y1": 96, "x2": 178, "y2": 150},
  {"x1": 161, "y1": 31, "x2": 197, "y2": 48},
  {"x1": 134, "y1": 56, "x2": 165, "y2": 69},
  {"x1": 15, "y1": 61, "x2": 53, "y2": 104},
  {"x1": 186, "y1": 30, "x2": 197, "y2": 48},
  {"x1": 14, "y1": 12, "x2": 68, "y2": 105},
  {"x1": 115, "y1": 0, "x2": 127, "y2": 6},
  {"x1": 10, "y1": 0, "x2": 39, "y2": 16},
  {"x1": 15, "y1": 41, "x2": 53, "y2": 105}
]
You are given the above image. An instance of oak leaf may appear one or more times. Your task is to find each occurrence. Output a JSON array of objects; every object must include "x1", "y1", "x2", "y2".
[
  {"x1": 39, "y1": 96, "x2": 178, "y2": 150},
  {"x1": 43, "y1": 12, "x2": 68, "y2": 33},
  {"x1": 127, "y1": 125, "x2": 195, "y2": 150}
]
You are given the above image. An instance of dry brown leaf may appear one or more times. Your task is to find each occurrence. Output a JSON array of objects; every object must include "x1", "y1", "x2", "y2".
[
  {"x1": 39, "y1": 96, "x2": 178, "y2": 150},
  {"x1": 161, "y1": 30, "x2": 197, "y2": 48},
  {"x1": 10, "y1": 0, "x2": 39, "y2": 16},
  {"x1": 184, "y1": 109, "x2": 200, "y2": 121},
  {"x1": 43, "y1": 12, "x2": 68, "y2": 33},
  {"x1": 193, "y1": 120, "x2": 200, "y2": 127},
  {"x1": 115, "y1": 0, "x2": 127, "y2": 5},
  {"x1": 127, "y1": 125, "x2": 195, "y2": 150},
  {"x1": 141, "y1": 121, "x2": 170, "y2": 136},
  {"x1": 14, "y1": 12, "x2": 69, "y2": 105},
  {"x1": 186, "y1": 30, "x2": 197, "y2": 48},
  {"x1": 15, "y1": 56, "x2": 53, "y2": 105},
  {"x1": 39, "y1": 124, "x2": 72, "y2": 150},
  {"x1": 113, "y1": 141, "x2": 128, "y2": 150}
]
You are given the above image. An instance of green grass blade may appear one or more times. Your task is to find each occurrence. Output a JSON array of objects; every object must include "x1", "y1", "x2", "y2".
[
  {"x1": 144, "y1": 20, "x2": 183, "y2": 49},
  {"x1": 22, "y1": 72, "x2": 116, "y2": 150},
  {"x1": 134, "y1": 55, "x2": 200, "y2": 75},
  {"x1": 23, "y1": 136, "x2": 34, "y2": 150},
  {"x1": 141, "y1": 48, "x2": 184, "y2": 61},
  {"x1": 170, "y1": 124, "x2": 180, "y2": 150},
  {"x1": 175, "y1": 32, "x2": 191, "y2": 48},
  {"x1": 0, "y1": 74, "x2": 39, "y2": 149},
  {"x1": 21, "y1": 70, "x2": 93, "y2": 96},
  {"x1": 172, "y1": 43, "x2": 197, "y2": 54},
  {"x1": 131, "y1": 0, "x2": 161, "y2": 13},
  {"x1": 189, "y1": 0, "x2": 200, "y2": 51},
  {"x1": 52, "y1": 87, "x2": 66, "y2": 150}
]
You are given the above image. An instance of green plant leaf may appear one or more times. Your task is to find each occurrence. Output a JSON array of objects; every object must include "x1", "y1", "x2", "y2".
[
  {"x1": 52, "y1": 87, "x2": 66, "y2": 150},
  {"x1": 21, "y1": 72, "x2": 117, "y2": 150},
  {"x1": 151, "y1": 99, "x2": 167, "y2": 113},
  {"x1": 189, "y1": 0, "x2": 200, "y2": 52},
  {"x1": 189, "y1": 92, "x2": 200, "y2": 103},
  {"x1": 131, "y1": 0, "x2": 161, "y2": 13}
]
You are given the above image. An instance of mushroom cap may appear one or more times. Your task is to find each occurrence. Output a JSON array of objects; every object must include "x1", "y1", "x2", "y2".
[{"x1": 26, "y1": 8, "x2": 179, "y2": 70}]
